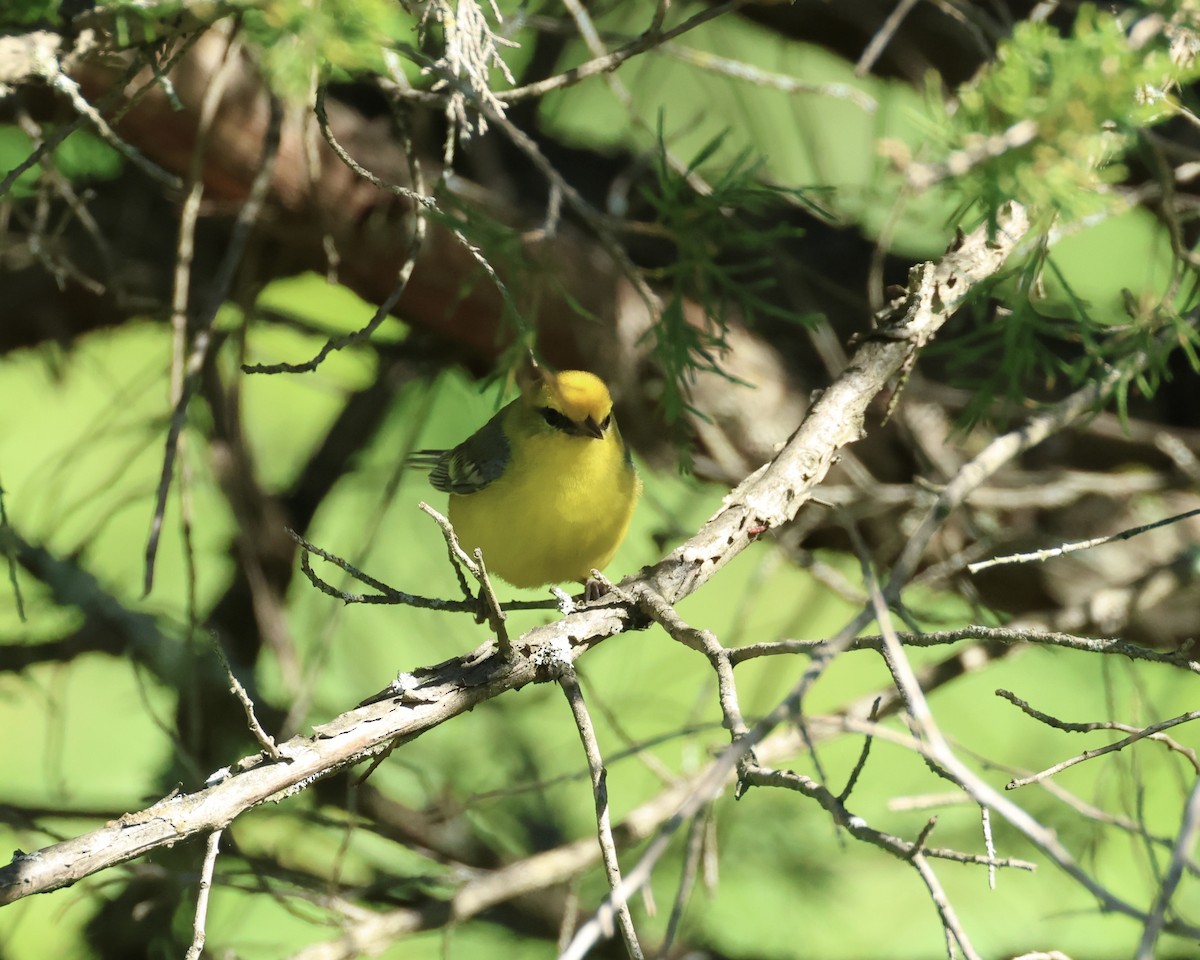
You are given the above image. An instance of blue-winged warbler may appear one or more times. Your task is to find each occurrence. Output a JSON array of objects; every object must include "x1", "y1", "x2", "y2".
[{"x1": 411, "y1": 368, "x2": 641, "y2": 588}]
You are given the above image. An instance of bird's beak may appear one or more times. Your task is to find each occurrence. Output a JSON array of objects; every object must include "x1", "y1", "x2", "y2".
[{"x1": 580, "y1": 416, "x2": 605, "y2": 439}]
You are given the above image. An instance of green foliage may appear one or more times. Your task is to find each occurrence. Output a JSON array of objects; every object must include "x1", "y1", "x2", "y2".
[
  {"x1": 639, "y1": 124, "x2": 822, "y2": 441},
  {"x1": 241, "y1": 0, "x2": 413, "y2": 96},
  {"x1": 1106, "y1": 282, "x2": 1200, "y2": 418},
  {"x1": 53, "y1": 128, "x2": 124, "y2": 181},
  {"x1": 8, "y1": 4, "x2": 1200, "y2": 957},
  {"x1": 410, "y1": 190, "x2": 544, "y2": 389},
  {"x1": 921, "y1": 6, "x2": 1200, "y2": 420},
  {"x1": 92, "y1": 0, "x2": 414, "y2": 96},
  {"x1": 948, "y1": 4, "x2": 1200, "y2": 221},
  {"x1": 0, "y1": 0, "x2": 60, "y2": 26},
  {"x1": 939, "y1": 229, "x2": 1200, "y2": 429},
  {"x1": 0, "y1": 127, "x2": 40, "y2": 198},
  {"x1": 90, "y1": 0, "x2": 194, "y2": 46},
  {"x1": 0, "y1": 126, "x2": 123, "y2": 198}
]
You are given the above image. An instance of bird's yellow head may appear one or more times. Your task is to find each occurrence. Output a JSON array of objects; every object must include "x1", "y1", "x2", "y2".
[
  {"x1": 421, "y1": 364, "x2": 639, "y2": 588},
  {"x1": 524, "y1": 369, "x2": 614, "y2": 440}
]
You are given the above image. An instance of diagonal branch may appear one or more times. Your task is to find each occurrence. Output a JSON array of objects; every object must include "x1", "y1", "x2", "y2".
[{"x1": 0, "y1": 203, "x2": 1031, "y2": 906}]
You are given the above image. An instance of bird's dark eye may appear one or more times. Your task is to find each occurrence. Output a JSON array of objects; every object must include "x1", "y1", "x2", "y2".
[
  {"x1": 599, "y1": 414, "x2": 612, "y2": 430},
  {"x1": 540, "y1": 407, "x2": 574, "y2": 432}
]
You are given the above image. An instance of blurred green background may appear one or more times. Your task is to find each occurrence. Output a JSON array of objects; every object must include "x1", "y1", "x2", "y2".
[
  {"x1": 3, "y1": 3, "x2": 1200, "y2": 958},
  {"x1": 2, "y1": 289, "x2": 1196, "y2": 959}
]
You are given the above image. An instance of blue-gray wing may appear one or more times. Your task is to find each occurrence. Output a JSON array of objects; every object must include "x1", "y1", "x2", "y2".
[{"x1": 409, "y1": 410, "x2": 510, "y2": 494}]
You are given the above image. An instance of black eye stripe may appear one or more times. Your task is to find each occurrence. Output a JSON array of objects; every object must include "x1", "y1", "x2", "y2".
[
  {"x1": 539, "y1": 407, "x2": 612, "y2": 434},
  {"x1": 540, "y1": 407, "x2": 574, "y2": 431}
]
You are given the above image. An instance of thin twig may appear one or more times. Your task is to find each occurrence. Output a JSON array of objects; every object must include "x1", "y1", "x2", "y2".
[
  {"x1": 383, "y1": 42, "x2": 665, "y2": 322},
  {"x1": 147, "y1": 27, "x2": 248, "y2": 595},
  {"x1": 421, "y1": 505, "x2": 513, "y2": 655},
  {"x1": 887, "y1": 362, "x2": 1134, "y2": 603},
  {"x1": 240, "y1": 87, "x2": 428, "y2": 374},
  {"x1": 829, "y1": 597, "x2": 1165, "y2": 936},
  {"x1": 855, "y1": 0, "x2": 919, "y2": 76},
  {"x1": 144, "y1": 48, "x2": 281, "y2": 594},
  {"x1": 656, "y1": 808, "x2": 709, "y2": 959},
  {"x1": 0, "y1": 481, "x2": 26, "y2": 622},
  {"x1": 728, "y1": 625, "x2": 1200, "y2": 675},
  {"x1": 497, "y1": 0, "x2": 747, "y2": 103},
  {"x1": 898, "y1": 119, "x2": 1040, "y2": 191},
  {"x1": 43, "y1": 62, "x2": 182, "y2": 190},
  {"x1": 183, "y1": 828, "x2": 223, "y2": 960},
  {"x1": 422, "y1": 501, "x2": 476, "y2": 602},
  {"x1": 909, "y1": 840, "x2": 981, "y2": 960},
  {"x1": 631, "y1": 585, "x2": 749, "y2": 740},
  {"x1": 289, "y1": 527, "x2": 556, "y2": 614},
  {"x1": 560, "y1": 666, "x2": 643, "y2": 959},
  {"x1": 662, "y1": 43, "x2": 876, "y2": 111},
  {"x1": 559, "y1": 0, "x2": 712, "y2": 198},
  {"x1": 999, "y1": 695, "x2": 1200, "y2": 789},
  {"x1": 14, "y1": 109, "x2": 113, "y2": 295},
  {"x1": 473, "y1": 548, "x2": 511, "y2": 658},
  {"x1": 1135, "y1": 775, "x2": 1200, "y2": 960},
  {"x1": 851, "y1": 527, "x2": 983, "y2": 960},
  {"x1": 968, "y1": 507, "x2": 1200, "y2": 573},
  {"x1": 210, "y1": 634, "x2": 283, "y2": 761},
  {"x1": 982, "y1": 806, "x2": 996, "y2": 891},
  {"x1": 738, "y1": 766, "x2": 1034, "y2": 873},
  {"x1": 0, "y1": 116, "x2": 80, "y2": 200},
  {"x1": 838, "y1": 697, "x2": 882, "y2": 804},
  {"x1": 0, "y1": 26, "x2": 205, "y2": 200}
]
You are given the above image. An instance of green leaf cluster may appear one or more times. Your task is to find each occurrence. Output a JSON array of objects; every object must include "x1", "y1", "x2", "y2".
[
  {"x1": 0, "y1": 0, "x2": 60, "y2": 27},
  {"x1": 949, "y1": 4, "x2": 1200, "y2": 221},
  {"x1": 241, "y1": 0, "x2": 413, "y2": 97},
  {"x1": 640, "y1": 125, "x2": 822, "y2": 439},
  {"x1": 90, "y1": 0, "x2": 195, "y2": 46},
  {"x1": 0, "y1": 126, "x2": 123, "y2": 198},
  {"x1": 920, "y1": 5, "x2": 1200, "y2": 420},
  {"x1": 85, "y1": 1, "x2": 415, "y2": 88}
]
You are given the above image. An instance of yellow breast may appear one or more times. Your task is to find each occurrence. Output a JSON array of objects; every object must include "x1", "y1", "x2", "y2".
[{"x1": 449, "y1": 424, "x2": 640, "y2": 588}]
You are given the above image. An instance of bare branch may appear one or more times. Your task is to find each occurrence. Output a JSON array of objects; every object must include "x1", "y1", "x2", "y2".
[
  {"x1": 999, "y1": 693, "x2": 1200, "y2": 788},
  {"x1": 183, "y1": 829, "x2": 223, "y2": 960},
  {"x1": 0, "y1": 480, "x2": 25, "y2": 622},
  {"x1": 0, "y1": 204, "x2": 1032, "y2": 905},
  {"x1": 729, "y1": 624, "x2": 1200, "y2": 675},
  {"x1": 497, "y1": 0, "x2": 750, "y2": 104},
  {"x1": 969, "y1": 506, "x2": 1200, "y2": 573},
  {"x1": 240, "y1": 86, "x2": 428, "y2": 375},
  {"x1": 211, "y1": 635, "x2": 283, "y2": 761},
  {"x1": 1135, "y1": 776, "x2": 1200, "y2": 960},
  {"x1": 144, "y1": 57, "x2": 282, "y2": 594},
  {"x1": 560, "y1": 665, "x2": 644, "y2": 959},
  {"x1": 907, "y1": 822, "x2": 982, "y2": 960}
]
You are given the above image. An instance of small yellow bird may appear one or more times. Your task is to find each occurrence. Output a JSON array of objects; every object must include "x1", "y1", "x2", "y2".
[{"x1": 411, "y1": 368, "x2": 641, "y2": 589}]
